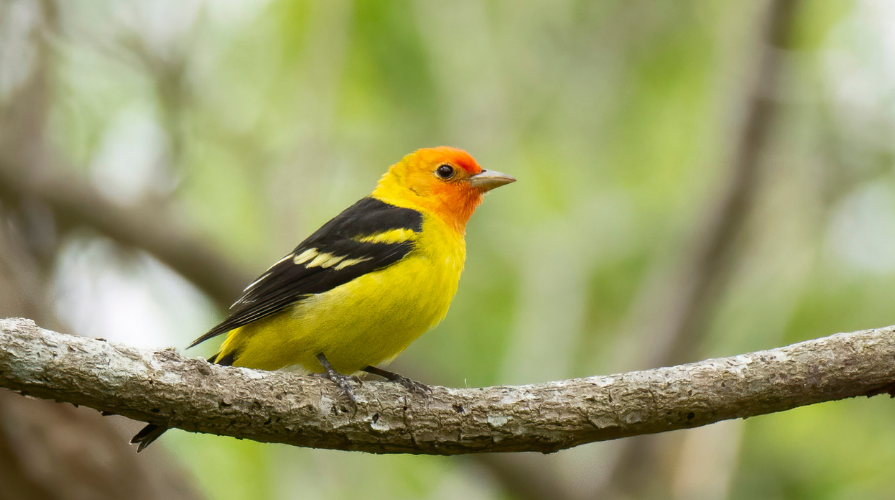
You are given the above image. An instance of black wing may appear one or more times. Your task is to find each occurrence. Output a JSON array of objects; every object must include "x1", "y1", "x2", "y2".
[{"x1": 189, "y1": 197, "x2": 423, "y2": 348}]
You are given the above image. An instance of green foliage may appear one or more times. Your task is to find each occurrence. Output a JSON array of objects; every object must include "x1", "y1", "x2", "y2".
[{"x1": 36, "y1": 0, "x2": 893, "y2": 498}]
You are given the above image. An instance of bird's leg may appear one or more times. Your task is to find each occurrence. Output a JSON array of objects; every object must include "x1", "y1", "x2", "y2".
[
  {"x1": 363, "y1": 365, "x2": 431, "y2": 395},
  {"x1": 316, "y1": 353, "x2": 360, "y2": 403}
]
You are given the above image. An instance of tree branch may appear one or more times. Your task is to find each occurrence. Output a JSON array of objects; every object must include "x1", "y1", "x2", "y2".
[
  {"x1": 1, "y1": 317, "x2": 892, "y2": 454},
  {"x1": 0, "y1": 164, "x2": 251, "y2": 309}
]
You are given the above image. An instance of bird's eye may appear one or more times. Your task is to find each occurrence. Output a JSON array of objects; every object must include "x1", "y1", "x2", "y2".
[{"x1": 435, "y1": 165, "x2": 455, "y2": 179}]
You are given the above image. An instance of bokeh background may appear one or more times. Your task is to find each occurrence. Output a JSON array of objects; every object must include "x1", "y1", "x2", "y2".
[{"x1": 1, "y1": 0, "x2": 894, "y2": 499}]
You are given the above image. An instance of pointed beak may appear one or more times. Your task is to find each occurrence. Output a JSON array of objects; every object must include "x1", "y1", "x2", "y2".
[{"x1": 468, "y1": 169, "x2": 516, "y2": 192}]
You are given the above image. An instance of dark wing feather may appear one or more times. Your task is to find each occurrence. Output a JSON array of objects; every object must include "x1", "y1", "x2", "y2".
[{"x1": 188, "y1": 197, "x2": 423, "y2": 348}]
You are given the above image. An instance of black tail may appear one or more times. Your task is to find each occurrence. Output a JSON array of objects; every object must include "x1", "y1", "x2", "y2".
[
  {"x1": 130, "y1": 352, "x2": 234, "y2": 452},
  {"x1": 131, "y1": 423, "x2": 168, "y2": 452}
]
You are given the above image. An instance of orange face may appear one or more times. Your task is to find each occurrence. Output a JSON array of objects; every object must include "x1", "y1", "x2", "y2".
[{"x1": 380, "y1": 147, "x2": 515, "y2": 232}]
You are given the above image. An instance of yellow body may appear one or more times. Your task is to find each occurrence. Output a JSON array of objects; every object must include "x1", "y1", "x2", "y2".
[{"x1": 218, "y1": 211, "x2": 465, "y2": 374}]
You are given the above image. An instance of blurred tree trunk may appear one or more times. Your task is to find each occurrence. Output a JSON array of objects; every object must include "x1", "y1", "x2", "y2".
[
  {"x1": 0, "y1": 1, "x2": 202, "y2": 498},
  {"x1": 601, "y1": 0, "x2": 803, "y2": 498}
]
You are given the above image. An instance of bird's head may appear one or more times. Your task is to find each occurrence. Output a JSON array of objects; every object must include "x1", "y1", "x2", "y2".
[{"x1": 373, "y1": 147, "x2": 516, "y2": 233}]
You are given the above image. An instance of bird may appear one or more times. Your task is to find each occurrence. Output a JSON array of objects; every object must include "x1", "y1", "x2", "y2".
[{"x1": 131, "y1": 146, "x2": 515, "y2": 451}]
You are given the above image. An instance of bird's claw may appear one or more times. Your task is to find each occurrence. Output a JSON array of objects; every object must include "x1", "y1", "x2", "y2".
[
  {"x1": 315, "y1": 353, "x2": 362, "y2": 404},
  {"x1": 362, "y1": 365, "x2": 431, "y2": 396},
  {"x1": 390, "y1": 374, "x2": 431, "y2": 396},
  {"x1": 316, "y1": 371, "x2": 360, "y2": 404}
]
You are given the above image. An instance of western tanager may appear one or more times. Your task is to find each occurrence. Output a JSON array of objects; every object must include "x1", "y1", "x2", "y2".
[{"x1": 131, "y1": 147, "x2": 514, "y2": 450}]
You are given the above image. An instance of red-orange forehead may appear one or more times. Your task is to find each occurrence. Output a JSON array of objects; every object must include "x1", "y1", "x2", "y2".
[{"x1": 413, "y1": 146, "x2": 482, "y2": 174}]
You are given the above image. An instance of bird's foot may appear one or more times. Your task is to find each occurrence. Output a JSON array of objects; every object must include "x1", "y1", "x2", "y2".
[
  {"x1": 324, "y1": 372, "x2": 361, "y2": 403},
  {"x1": 391, "y1": 375, "x2": 430, "y2": 396},
  {"x1": 363, "y1": 365, "x2": 431, "y2": 396},
  {"x1": 316, "y1": 353, "x2": 361, "y2": 404}
]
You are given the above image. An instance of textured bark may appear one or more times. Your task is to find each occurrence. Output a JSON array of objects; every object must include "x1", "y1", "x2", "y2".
[{"x1": 0, "y1": 318, "x2": 892, "y2": 455}]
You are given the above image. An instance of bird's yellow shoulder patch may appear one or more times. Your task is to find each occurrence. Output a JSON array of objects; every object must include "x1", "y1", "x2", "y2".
[{"x1": 353, "y1": 228, "x2": 416, "y2": 245}]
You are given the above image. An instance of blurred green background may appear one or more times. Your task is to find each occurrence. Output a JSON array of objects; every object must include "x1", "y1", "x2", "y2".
[{"x1": 1, "y1": 0, "x2": 894, "y2": 499}]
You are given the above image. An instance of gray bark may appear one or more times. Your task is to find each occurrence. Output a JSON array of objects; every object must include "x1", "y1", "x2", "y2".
[{"x1": 0, "y1": 317, "x2": 892, "y2": 455}]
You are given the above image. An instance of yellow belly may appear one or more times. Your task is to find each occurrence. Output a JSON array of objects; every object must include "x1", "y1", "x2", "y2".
[{"x1": 217, "y1": 215, "x2": 465, "y2": 374}]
